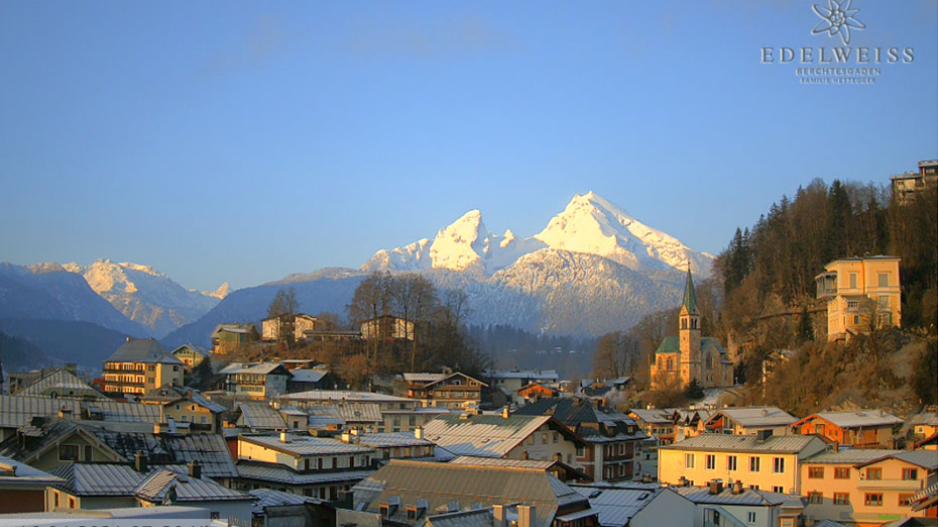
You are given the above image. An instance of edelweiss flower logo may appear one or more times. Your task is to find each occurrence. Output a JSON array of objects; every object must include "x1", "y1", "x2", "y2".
[{"x1": 812, "y1": 0, "x2": 865, "y2": 45}]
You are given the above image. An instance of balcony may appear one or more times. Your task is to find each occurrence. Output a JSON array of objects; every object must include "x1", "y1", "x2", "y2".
[{"x1": 816, "y1": 273, "x2": 837, "y2": 299}]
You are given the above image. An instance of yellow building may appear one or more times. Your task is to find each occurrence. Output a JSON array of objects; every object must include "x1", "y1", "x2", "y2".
[
  {"x1": 102, "y1": 338, "x2": 184, "y2": 397},
  {"x1": 171, "y1": 344, "x2": 207, "y2": 371},
  {"x1": 800, "y1": 449, "x2": 936, "y2": 527},
  {"x1": 658, "y1": 434, "x2": 827, "y2": 495},
  {"x1": 650, "y1": 269, "x2": 733, "y2": 390},
  {"x1": 815, "y1": 257, "x2": 902, "y2": 342}
]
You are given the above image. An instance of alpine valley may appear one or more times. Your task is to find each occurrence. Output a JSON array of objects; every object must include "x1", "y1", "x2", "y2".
[{"x1": 0, "y1": 192, "x2": 715, "y2": 361}]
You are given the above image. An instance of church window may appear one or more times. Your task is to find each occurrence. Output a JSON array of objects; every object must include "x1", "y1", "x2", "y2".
[
  {"x1": 706, "y1": 353, "x2": 713, "y2": 369},
  {"x1": 666, "y1": 358, "x2": 674, "y2": 371},
  {"x1": 681, "y1": 319, "x2": 687, "y2": 329}
]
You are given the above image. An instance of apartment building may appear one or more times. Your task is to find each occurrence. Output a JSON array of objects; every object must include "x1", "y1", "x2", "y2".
[
  {"x1": 220, "y1": 362, "x2": 291, "y2": 400},
  {"x1": 658, "y1": 434, "x2": 828, "y2": 495},
  {"x1": 102, "y1": 338, "x2": 184, "y2": 397},
  {"x1": 402, "y1": 371, "x2": 487, "y2": 410},
  {"x1": 800, "y1": 449, "x2": 937, "y2": 526},
  {"x1": 793, "y1": 410, "x2": 903, "y2": 448},
  {"x1": 704, "y1": 407, "x2": 798, "y2": 436}
]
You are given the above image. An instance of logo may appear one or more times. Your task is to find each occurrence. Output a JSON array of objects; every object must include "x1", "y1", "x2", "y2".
[{"x1": 811, "y1": 0, "x2": 865, "y2": 45}]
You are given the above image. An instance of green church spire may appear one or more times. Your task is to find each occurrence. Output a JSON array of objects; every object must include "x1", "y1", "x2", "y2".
[{"x1": 682, "y1": 265, "x2": 698, "y2": 315}]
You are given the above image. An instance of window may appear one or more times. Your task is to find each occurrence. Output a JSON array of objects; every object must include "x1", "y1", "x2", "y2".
[
  {"x1": 808, "y1": 466, "x2": 824, "y2": 479},
  {"x1": 834, "y1": 467, "x2": 850, "y2": 479},
  {"x1": 878, "y1": 272, "x2": 889, "y2": 287},
  {"x1": 747, "y1": 511, "x2": 756, "y2": 524},
  {"x1": 59, "y1": 444, "x2": 79, "y2": 461},
  {"x1": 899, "y1": 494, "x2": 915, "y2": 506},
  {"x1": 864, "y1": 493, "x2": 883, "y2": 507},
  {"x1": 902, "y1": 468, "x2": 918, "y2": 480},
  {"x1": 772, "y1": 486, "x2": 784, "y2": 493},
  {"x1": 865, "y1": 467, "x2": 882, "y2": 480},
  {"x1": 878, "y1": 295, "x2": 890, "y2": 308},
  {"x1": 83, "y1": 445, "x2": 92, "y2": 461},
  {"x1": 847, "y1": 300, "x2": 860, "y2": 311},
  {"x1": 685, "y1": 453, "x2": 695, "y2": 468},
  {"x1": 348, "y1": 456, "x2": 354, "y2": 468},
  {"x1": 749, "y1": 457, "x2": 760, "y2": 472},
  {"x1": 553, "y1": 432, "x2": 559, "y2": 443},
  {"x1": 834, "y1": 493, "x2": 849, "y2": 505},
  {"x1": 727, "y1": 455, "x2": 737, "y2": 471},
  {"x1": 69, "y1": 497, "x2": 76, "y2": 509},
  {"x1": 849, "y1": 273, "x2": 858, "y2": 289},
  {"x1": 53, "y1": 493, "x2": 59, "y2": 508},
  {"x1": 706, "y1": 455, "x2": 716, "y2": 470},
  {"x1": 773, "y1": 457, "x2": 785, "y2": 473},
  {"x1": 807, "y1": 492, "x2": 823, "y2": 504},
  {"x1": 576, "y1": 446, "x2": 585, "y2": 457},
  {"x1": 317, "y1": 458, "x2": 323, "y2": 470}
]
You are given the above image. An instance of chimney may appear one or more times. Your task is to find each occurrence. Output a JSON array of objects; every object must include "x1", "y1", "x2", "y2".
[
  {"x1": 341, "y1": 431, "x2": 353, "y2": 444},
  {"x1": 414, "y1": 426, "x2": 424, "y2": 440},
  {"x1": 492, "y1": 504, "x2": 507, "y2": 527},
  {"x1": 553, "y1": 452, "x2": 562, "y2": 463},
  {"x1": 280, "y1": 431, "x2": 289, "y2": 443},
  {"x1": 134, "y1": 451, "x2": 148, "y2": 473},
  {"x1": 733, "y1": 480, "x2": 744, "y2": 494},
  {"x1": 517, "y1": 505, "x2": 536, "y2": 527},
  {"x1": 709, "y1": 480, "x2": 723, "y2": 495},
  {"x1": 756, "y1": 429, "x2": 772, "y2": 442},
  {"x1": 678, "y1": 476, "x2": 687, "y2": 486},
  {"x1": 188, "y1": 459, "x2": 201, "y2": 479},
  {"x1": 502, "y1": 406, "x2": 511, "y2": 419}
]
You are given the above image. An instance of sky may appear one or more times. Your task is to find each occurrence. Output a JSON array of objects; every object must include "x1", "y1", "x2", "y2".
[{"x1": 1, "y1": 0, "x2": 936, "y2": 290}]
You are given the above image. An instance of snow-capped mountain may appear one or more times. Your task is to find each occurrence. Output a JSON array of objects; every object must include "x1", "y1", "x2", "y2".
[
  {"x1": 66, "y1": 260, "x2": 226, "y2": 338},
  {"x1": 365, "y1": 192, "x2": 713, "y2": 278},
  {"x1": 165, "y1": 192, "x2": 717, "y2": 345}
]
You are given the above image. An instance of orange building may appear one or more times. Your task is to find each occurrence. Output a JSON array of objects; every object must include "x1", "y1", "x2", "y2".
[
  {"x1": 518, "y1": 383, "x2": 559, "y2": 403},
  {"x1": 793, "y1": 410, "x2": 903, "y2": 448}
]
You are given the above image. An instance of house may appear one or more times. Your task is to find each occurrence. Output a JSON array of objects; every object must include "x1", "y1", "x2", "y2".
[
  {"x1": 249, "y1": 488, "x2": 331, "y2": 527},
  {"x1": 515, "y1": 398, "x2": 646, "y2": 483},
  {"x1": 278, "y1": 390, "x2": 444, "y2": 433},
  {"x1": 674, "y1": 482, "x2": 805, "y2": 527},
  {"x1": 650, "y1": 269, "x2": 733, "y2": 390},
  {"x1": 421, "y1": 410, "x2": 587, "y2": 468},
  {"x1": 360, "y1": 315, "x2": 415, "y2": 341},
  {"x1": 263, "y1": 314, "x2": 321, "y2": 343},
  {"x1": 292, "y1": 314, "x2": 320, "y2": 341},
  {"x1": 349, "y1": 459, "x2": 598, "y2": 527},
  {"x1": 402, "y1": 371, "x2": 487, "y2": 410},
  {"x1": 48, "y1": 462, "x2": 145, "y2": 511},
  {"x1": 628, "y1": 408, "x2": 680, "y2": 445},
  {"x1": 619, "y1": 487, "x2": 699, "y2": 527},
  {"x1": 0, "y1": 455, "x2": 62, "y2": 514},
  {"x1": 156, "y1": 389, "x2": 227, "y2": 433},
  {"x1": 135, "y1": 462, "x2": 255, "y2": 523},
  {"x1": 800, "y1": 449, "x2": 937, "y2": 526},
  {"x1": 212, "y1": 324, "x2": 260, "y2": 356},
  {"x1": 891, "y1": 160, "x2": 938, "y2": 205},
  {"x1": 171, "y1": 344, "x2": 208, "y2": 370},
  {"x1": 102, "y1": 338, "x2": 184, "y2": 397},
  {"x1": 816, "y1": 256, "x2": 902, "y2": 342},
  {"x1": 0, "y1": 395, "x2": 164, "y2": 442},
  {"x1": 221, "y1": 362, "x2": 291, "y2": 400},
  {"x1": 451, "y1": 456, "x2": 590, "y2": 483},
  {"x1": 486, "y1": 370, "x2": 561, "y2": 395},
  {"x1": 793, "y1": 410, "x2": 903, "y2": 448},
  {"x1": 704, "y1": 407, "x2": 798, "y2": 436},
  {"x1": 286, "y1": 368, "x2": 333, "y2": 393},
  {"x1": 236, "y1": 433, "x2": 377, "y2": 501},
  {"x1": 13, "y1": 368, "x2": 102, "y2": 400},
  {"x1": 657, "y1": 434, "x2": 828, "y2": 494},
  {"x1": 907, "y1": 408, "x2": 938, "y2": 442}
]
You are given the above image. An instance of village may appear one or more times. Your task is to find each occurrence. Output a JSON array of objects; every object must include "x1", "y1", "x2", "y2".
[{"x1": 0, "y1": 162, "x2": 936, "y2": 527}]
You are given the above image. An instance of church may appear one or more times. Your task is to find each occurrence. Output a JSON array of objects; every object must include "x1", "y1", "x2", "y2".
[{"x1": 650, "y1": 268, "x2": 733, "y2": 391}]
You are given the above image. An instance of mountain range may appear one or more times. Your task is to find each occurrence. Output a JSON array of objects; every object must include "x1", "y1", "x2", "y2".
[{"x1": 0, "y1": 192, "x2": 715, "y2": 364}]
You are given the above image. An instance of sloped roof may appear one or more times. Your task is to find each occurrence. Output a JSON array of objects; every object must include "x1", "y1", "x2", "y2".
[
  {"x1": 172, "y1": 344, "x2": 207, "y2": 358},
  {"x1": 52, "y1": 463, "x2": 144, "y2": 496},
  {"x1": 290, "y1": 369, "x2": 328, "y2": 383},
  {"x1": 237, "y1": 462, "x2": 374, "y2": 485},
  {"x1": 628, "y1": 408, "x2": 677, "y2": 426},
  {"x1": 660, "y1": 433, "x2": 825, "y2": 455},
  {"x1": 16, "y1": 369, "x2": 102, "y2": 398},
  {"x1": 240, "y1": 434, "x2": 374, "y2": 456},
  {"x1": 682, "y1": 268, "x2": 698, "y2": 314},
  {"x1": 353, "y1": 460, "x2": 588, "y2": 527},
  {"x1": 278, "y1": 390, "x2": 412, "y2": 404},
  {"x1": 571, "y1": 485, "x2": 660, "y2": 527},
  {"x1": 427, "y1": 508, "x2": 494, "y2": 527},
  {"x1": 237, "y1": 402, "x2": 286, "y2": 430},
  {"x1": 220, "y1": 362, "x2": 290, "y2": 376},
  {"x1": 403, "y1": 373, "x2": 449, "y2": 383},
  {"x1": 806, "y1": 410, "x2": 904, "y2": 429},
  {"x1": 0, "y1": 395, "x2": 81, "y2": 429},
  {"x1": 422, "y1": 414, "x2": 553, "y2": 458},
  {"x1": 250, "y1": 488, "x2": 320, "y2": 514},
  {"x1": 655, "y1": 336, "x2": 680, "y2": 355},
  {"x1": 106, "y1": 339, "x2": 182, "y2": 365},
  {"x1": 135, "y1": 467, "x2": 253, "y2": 503},
  {"x1": 164, "y1": 434, "x2": 238, "y2": 479},
  {"x1": 0, "y1": 455, "x2": 63, "y2": 488},
  {"x1": 358, "y1": 432, "x2": 434, "y2": 449},
  {"x1": 674, "y1": 486, "x2": 802, "y2": 507},
  {"x1": 485, "y1": 370, "x2": 559, "y2": 381},
  {"x1": 804, "y1": 448, "x2": 899, "y2": 465},
  {"x1": 708, "y1": 407, "x2": 798, "y2": 428}
]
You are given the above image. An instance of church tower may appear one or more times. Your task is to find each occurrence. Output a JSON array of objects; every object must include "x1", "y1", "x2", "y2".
[{"x1": 678, "y1": 266, "x2": 702, "y2": 387}]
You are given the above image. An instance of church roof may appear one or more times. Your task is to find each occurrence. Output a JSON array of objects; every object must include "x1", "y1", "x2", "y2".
[
  {"x1": 655, "y1": 337, "x2": 680, "y2": 355},
  {"x1": 682, "y1": 268, "x2": 698, "y2": 314},
  {"x1": 655, "y1": 337, "x2": 728, "y2": 361}
]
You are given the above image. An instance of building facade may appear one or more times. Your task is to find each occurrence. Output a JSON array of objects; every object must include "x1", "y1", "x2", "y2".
[
  {"x1": 816, "y1": 256, "x2": 902, "y2": 342},
  {"x1": 102, "y1": 339, "x2": 184, "y2": 397},
  {"x1": 402, "y1": 372, "x2": 486, "y2": 410},
  {"x1": 891, "y1": 160, "x2": 938, "y2": 205}
]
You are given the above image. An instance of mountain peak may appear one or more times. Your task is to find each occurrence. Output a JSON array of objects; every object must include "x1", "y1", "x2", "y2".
[{"x1": 203, "y1": 282, "x2": 230, "y2": 300}]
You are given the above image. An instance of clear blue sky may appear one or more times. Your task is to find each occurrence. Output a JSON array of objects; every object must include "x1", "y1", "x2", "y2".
[{"x1": 1, "y1": 1, "x2": 936, "y2": 290}]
